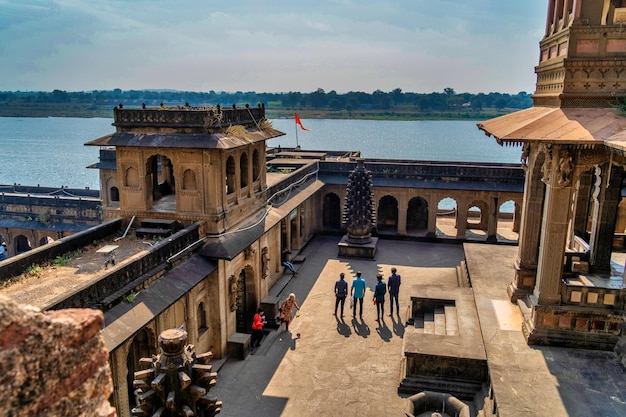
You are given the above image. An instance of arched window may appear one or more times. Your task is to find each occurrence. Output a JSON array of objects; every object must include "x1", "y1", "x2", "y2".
[
  {"x1": 240, "y1": 152, "x2": 249, "y2": 188},
  {"x1": 197, "y1": 302, "x2": 208, "y2": 335},
  {"x1": 110, "y1": 186, "x2": 120, "y2": 202},
  {"x1": 252, "y1": 149, "x2": 261, "y2": 182},
  {"x1": 226, "y1": 156, "x2": 236, "y2": 195}
]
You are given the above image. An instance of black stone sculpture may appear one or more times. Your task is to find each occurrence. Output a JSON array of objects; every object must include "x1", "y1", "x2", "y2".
[{"x1": 342, "y1": 158, "x2": 376, "y2": 244}]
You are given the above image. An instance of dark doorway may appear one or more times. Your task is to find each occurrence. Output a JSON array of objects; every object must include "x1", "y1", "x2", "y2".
[
  {"x1": 407, "y1": 197, "x2": 428, "y2": 231},
  {"x1": 323, "y1": 192, "x2": 341, "y2": 230}
]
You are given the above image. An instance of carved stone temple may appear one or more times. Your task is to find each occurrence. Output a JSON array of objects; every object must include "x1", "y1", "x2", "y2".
[
  {"x1": 478, "y1": 0, "x2": 626, "y2": 350},
  {"x1": 337, "y1": 158, "x2": 378, "y2": 258}
]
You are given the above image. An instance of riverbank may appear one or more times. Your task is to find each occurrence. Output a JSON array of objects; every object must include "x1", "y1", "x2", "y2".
[{"x1": 0, "y1": 103, "x2": 510, "y2": 121}]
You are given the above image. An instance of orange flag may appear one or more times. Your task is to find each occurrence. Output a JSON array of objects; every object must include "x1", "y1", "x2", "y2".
[{"x1": 295, "y1": 113, "x2": 310, "y2": 131}]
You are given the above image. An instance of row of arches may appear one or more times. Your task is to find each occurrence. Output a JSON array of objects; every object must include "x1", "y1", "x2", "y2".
[
  {"x1": 323, "y1": 192, "x2": 519, "y2": 241},
  {"x1": 0, "y1": 233, "x2": 58, "y2": 258}
]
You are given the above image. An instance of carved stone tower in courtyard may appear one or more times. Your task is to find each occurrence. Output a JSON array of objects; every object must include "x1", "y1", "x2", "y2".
[
  {"x1": 86, "y1": 104, "x2": 283, "y2": 234},
  {"x1": 338, "y1": 158, "x2": 378, "y2": 258},
  {"x1": 478, "y1": 0, "x2": 626, "y2": 349}
]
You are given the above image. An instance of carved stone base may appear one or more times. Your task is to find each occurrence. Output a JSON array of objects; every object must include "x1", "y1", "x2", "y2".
[
  {"x1": 337, "y1": 235, "x2": 378, "y2": 259},
  {"x1": 522, "y1": 299, "x2": 620, "y2": 351},
  {"x1": 507, "y1": 261, "x2": 537, "y2": 302}
]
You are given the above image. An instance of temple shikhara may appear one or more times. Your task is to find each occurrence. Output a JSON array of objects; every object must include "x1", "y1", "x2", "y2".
[{"x1": 0, "y1": 1, "x2": 625, "y2": 416}]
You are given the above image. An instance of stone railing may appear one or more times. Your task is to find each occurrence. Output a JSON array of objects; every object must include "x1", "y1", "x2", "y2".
[
  {"x1": 113, "y1": 104, "x2": 265, "y2": 130},
  {"x1": 319, "y1": 160, "x2": 524, "y2": 184}
]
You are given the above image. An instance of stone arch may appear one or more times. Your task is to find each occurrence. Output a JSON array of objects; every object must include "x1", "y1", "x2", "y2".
[
  {"x1": 226, "y1": 155, "x2": 236, "y2": 196},
  {"x1": 377, "y1": 195, "x2": 398, "y2": 232},
  {"x1": 436, "y1": 197, "x2": 458, "y2": 237},
  {"x1": 498, "y1": 199, "x2": 517, "y2": 236},
  {"x1": 407, "y1": 196, "x2": 429, "y2": 231},
  {"x1": 240, "y1": 152, "x2": 249, "y2": 188},
  {"x1": 126, "y1": 327, "x2": 157, "y2": 411},
  {"x1": 0, "y1": 234, "x2": 7, "y2": 260},
  {"x1": 323, "y1": 192, "x2": 342, "y2": 230},
  {"x1": 252, "y1": 148, "x2": 261, "y2": 182},
  {"x1": 14, "y1": 234, "x2": 32, "y2": 254},
  {"x1": 146, "y1": 153, "x2": 175, "y2": 198},
  {"x1": 39, "y1": 236, "x2": 54, "y2": 246},
  {"x1": 466, "y1": 199, "x2": 488, "y2": 230},
  {"x1": 182, "y1": 169, "x2": 197, "y2": 190}
]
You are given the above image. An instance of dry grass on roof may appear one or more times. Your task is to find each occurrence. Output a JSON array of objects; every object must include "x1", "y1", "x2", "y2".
[{"x1": 224, "y1": 124, "x2": 249, "y2": 138}]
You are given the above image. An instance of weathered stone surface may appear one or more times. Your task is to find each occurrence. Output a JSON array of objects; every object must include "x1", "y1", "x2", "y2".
[{"x1": 0, "y1": 295, "x2": 115, "y2": 417}]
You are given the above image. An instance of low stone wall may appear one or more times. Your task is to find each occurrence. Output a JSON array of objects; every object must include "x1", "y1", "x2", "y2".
[
  {"x1": 44, "y1": 222, "x2": 202, "y2": 312},
  {"x1": 0, "y1": 295, "x2": 115, "y2": 417},
  {"x1": 0, "y1": 218, "x2": 123, "y2": 281}
]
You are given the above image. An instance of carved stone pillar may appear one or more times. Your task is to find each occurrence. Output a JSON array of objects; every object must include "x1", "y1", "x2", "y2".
[
  {"x1": 534, "y1": 146, "x2": 575, "y2": 305},
  {"x1": 572, "y1": 169, "x2": 592, "y2": 239},
  {"x1": 508, "y1": 144, "x2": 545, "y2": 301},
  {"x1": 427, "y1": 195, "x2": 437, "y2": 238},
  {"x1": 397, "y1": 207, "x2": 408, "y2": 235},
  {"x1": 455, "y1": 200, "x2": 468, "y2": 239},
  {"x1": 589, "y1": 163, "x2": 624, "y2": 272},
  {"x1": 486, "y1": 196, "x2": 498, "y2": 242}
]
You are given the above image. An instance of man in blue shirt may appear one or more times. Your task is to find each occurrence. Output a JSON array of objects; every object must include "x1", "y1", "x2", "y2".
[
  {"x1": 334, "y1": 272, "x2": 349, "y2": 317},
  {"x1": 388, "y1": 267, "x2": 401, "y2": 317},
  {"x1": 350, "y1": 271, "x2": 366, "y2": 319}
]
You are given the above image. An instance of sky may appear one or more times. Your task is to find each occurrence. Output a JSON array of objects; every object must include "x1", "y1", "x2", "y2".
[{"x1": 0, "y1": 0, "x2": 547, "y2": 95}]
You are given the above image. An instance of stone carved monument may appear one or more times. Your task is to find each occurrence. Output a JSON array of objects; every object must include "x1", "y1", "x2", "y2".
[
  {"x1": 131, "y1": 328, "x2": 222, "y2": 417},
  {"x1": 338, "y1": 158, "x2": 378, "y2": 258}
]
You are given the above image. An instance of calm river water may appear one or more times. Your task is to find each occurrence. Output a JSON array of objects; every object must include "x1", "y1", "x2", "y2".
[{"x1": 0, "y1": 117, "x2": 521, "y2": 191}]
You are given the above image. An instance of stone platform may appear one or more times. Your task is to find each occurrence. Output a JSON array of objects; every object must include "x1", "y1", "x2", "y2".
[
  {"x1": 400, "y1": 286, "x2": 487, "y2": 399},
  {"x1": 337, "y1": 235, "x2": 378, "y2": 259}
]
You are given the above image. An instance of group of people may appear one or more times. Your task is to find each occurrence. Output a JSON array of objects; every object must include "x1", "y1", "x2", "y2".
[
  {"x1": 334, "y1": 267, "x2": 401, "y2": 321},
  {"x1": 252, "y1": 268, "x2": 401, "y2": 348}
]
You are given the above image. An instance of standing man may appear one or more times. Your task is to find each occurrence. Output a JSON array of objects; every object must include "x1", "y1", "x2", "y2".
[
  {"x1": 351, "y1": 271, "x2": 366, "y2": 319},
  {"x1": 388, "y1": 267, "x2": 401, "y2": 317},
  {"x1": 373, "y1": 274, "x2": 387, "y2": 321},
  {"x1": 334, "y1": 272, "x2": 348, "y2": 316}
]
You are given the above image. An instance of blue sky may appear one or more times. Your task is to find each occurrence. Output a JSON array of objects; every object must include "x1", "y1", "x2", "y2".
[{"x1": 0, "y1": 0, "x2": 546, "y2": 94}]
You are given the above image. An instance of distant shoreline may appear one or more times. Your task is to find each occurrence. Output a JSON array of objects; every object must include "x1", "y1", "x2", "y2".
[{"x1": 0, "y1": 108, "x2": 509, "y2": 121}]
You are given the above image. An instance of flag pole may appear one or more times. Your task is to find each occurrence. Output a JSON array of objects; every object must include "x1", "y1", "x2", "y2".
[{"x1": 295, "y1": 116, "x2": 299, "y2": 148}]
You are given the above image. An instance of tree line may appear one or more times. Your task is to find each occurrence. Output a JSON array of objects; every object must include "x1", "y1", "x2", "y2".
[{"x1": 0, "y1": 88, "x2": 533, "y2": 119}]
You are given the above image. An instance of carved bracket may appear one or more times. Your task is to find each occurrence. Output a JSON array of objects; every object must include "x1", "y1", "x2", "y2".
[{"x1": 228, "y1": 275, "x2": 237, "y2": 312}]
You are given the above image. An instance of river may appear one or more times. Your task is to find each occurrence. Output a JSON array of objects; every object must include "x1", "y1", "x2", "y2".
[{"x1": 0, "y1": 117, "x2": 521, "y2": 191}]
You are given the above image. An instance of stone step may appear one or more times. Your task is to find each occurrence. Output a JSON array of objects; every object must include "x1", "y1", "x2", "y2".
[
  {"x1": 140, "y1": 218, "x2": 179, "y2": 229},
  {"x1": 444, "y1": 305, "x2": 459, "y2": 336},
  {"x1": 434, "y1": 307, "x2": 446, "y2": 335}
]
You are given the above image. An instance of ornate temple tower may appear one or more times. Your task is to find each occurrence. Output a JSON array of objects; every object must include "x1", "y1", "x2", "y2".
[{"x1": 478, "y1": 0, "x2": 626, "y2": 349}]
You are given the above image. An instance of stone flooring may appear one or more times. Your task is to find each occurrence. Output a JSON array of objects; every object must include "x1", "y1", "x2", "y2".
[{"x1": 210, "y1": 234, "x2": 626, "y2": 417}]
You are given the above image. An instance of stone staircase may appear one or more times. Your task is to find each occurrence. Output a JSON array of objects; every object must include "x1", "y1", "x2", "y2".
[
  {"x1": 135, "y1": 218, "x2": 180, "y2": 239},
  {"x1": 413, "y1": 304, "x2": 459, "y2": 336}
]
